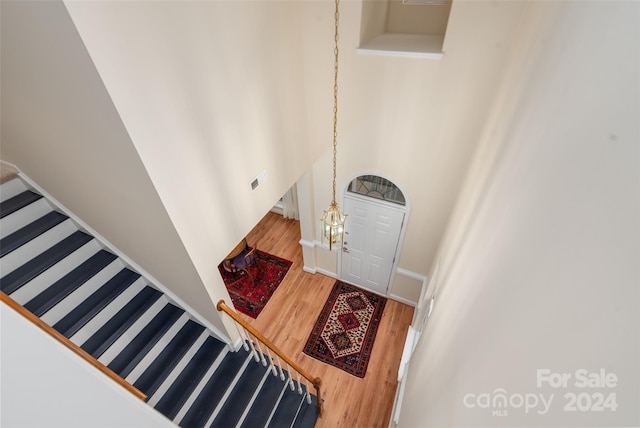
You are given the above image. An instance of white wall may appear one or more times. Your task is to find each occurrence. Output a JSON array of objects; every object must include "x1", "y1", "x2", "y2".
[
  {"x1": 2, "y1": 0, "x2": 531, "y2": 313},
  {"x1": 386, "y1": 0, "x2": 452, "y2": 35},
  {"x1": 63, "y1": 1, "x2": 312, "y2": 331},
  {"x1": 0, "y1": 1, "x2": 225, "y2": 332},
  {"x1": 399, "y1": 1, "x2": 639, "y2": 426},
  {"x1": 305, "y1": 1, "x2": 527, "y2": 298},
  {"x1": 0, "y1": 303, "x2": 174, "y2": 428}
]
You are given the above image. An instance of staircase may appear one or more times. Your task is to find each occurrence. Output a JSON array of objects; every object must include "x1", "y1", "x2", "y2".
[{"x1": 0, "y1": 175, "x2": 319, "y2": 428}]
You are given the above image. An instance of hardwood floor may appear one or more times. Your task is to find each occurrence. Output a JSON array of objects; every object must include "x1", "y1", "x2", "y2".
[{"x1": 238, "y1": 211, "x2": 414, "y2": 428}]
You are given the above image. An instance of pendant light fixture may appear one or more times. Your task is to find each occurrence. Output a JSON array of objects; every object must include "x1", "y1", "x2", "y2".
[{"x1": 320, "y1": 0, "x2": 347, "y2": 251}]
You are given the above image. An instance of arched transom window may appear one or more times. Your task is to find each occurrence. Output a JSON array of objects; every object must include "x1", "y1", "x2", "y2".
[{"x1": 347, "y1": 175, "x2": 406, "y2": 206}]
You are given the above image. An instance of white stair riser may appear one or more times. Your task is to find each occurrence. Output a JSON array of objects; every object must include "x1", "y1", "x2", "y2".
[
  {"x1": 173, "y1": 346, "x2": 236, "y2": 425},
  {"x1": 234, "y1": 367, "x2": 274, "y2": 428},
  {"x1": 69, "y1": 277, "x2": 147, "y2": 346},
  {"x1": 199, "y1": 354, "x2": 254, "y2": 428},
  {"x1": 0, "y1": 177, "x2": 28, "y2": 202},
  {"x1": 8, "y1": 240, "x2": 101, "y2": 305},
  {"x1": 125, "y1": 314, "x2": 191, "y2": 385},
  {"x1": 39, "y1": 259, "x2": 126, "y2": 325},
  {"x1": 0, "y1": 198, "x2": 54, "y2": 239},
  {"x1": 0, "y1": 219, "x2": 79, "y2": 276},
  {"x1": 97, "y1": 296, "x2": 169, "y2": 366},
  {"x1": 146, "y1": 331, "x2": 210, "y2": 407}
]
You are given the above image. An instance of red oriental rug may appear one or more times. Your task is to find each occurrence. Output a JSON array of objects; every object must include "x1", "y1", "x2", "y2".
[
  {"x1": 217, "y1": 250, "x2": 292, "y2": 318},
  {"x1": 303, "y1": 280, "x2": 387, "y2": 378}
]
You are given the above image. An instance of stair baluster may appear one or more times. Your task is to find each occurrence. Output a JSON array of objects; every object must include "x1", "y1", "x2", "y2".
[
  {"x1": 217, "y1": 300, "x2": 323, "y2": 417},
  {"x1": 254, "y1": 338, "x2": 268, "y2": 366},
  {"x1": 263, "y1": 346, "x2": 277, "y2": 376},
  {"x1": 274, "y1": 353, "x2": 286, "y2": 381}
]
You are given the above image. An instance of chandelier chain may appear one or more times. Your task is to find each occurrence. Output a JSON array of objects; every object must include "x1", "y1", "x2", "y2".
[
  {"x1": 332, "y1": 0, "x2": 339, "y2": 204},
  {"x1": 320, "y1": 0, "x2": 346, "y2": 252}
]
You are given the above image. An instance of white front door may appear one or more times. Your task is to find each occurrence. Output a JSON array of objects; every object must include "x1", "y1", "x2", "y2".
[{"x1": 340, "y1": 195, "x2": 404, "y2": 295}]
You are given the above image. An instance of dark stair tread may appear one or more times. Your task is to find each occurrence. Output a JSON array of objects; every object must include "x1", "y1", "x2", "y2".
[
  {"x1": 0, "y1": 185, "x2": 319, "y2": 427},
  {"x1": 81, "y1": 286, "x2": 161, "y2": 358},
  {"x1": 24, "y1": 250, "x2": 117, "y2": 317},
  {"x1": 134, "y1": 320, "x2": 205, "y2": 398},
  {"x1": 180, "y1": 347, "x2": 252, "y2": 428},
  {"x1": 53, "y1": 268, "x2": 141, "y2": 338},
  {"x1": 0, "y1": 190, "x2": 43, "y2": 219},
  {"x1": 209, "y1": 352, "x2": 271, "y2": 428},
  {"x1": 0, "y1": 230, "x2": 93, "y2": 295},
  {"x1": 240, "y1": 370, "x2": 290, "y2": 428},
  {"x1": 0, "y1": 211, "x2": 68, "y2": 257},
  {"x1": 267, "y1": 383, "x2": 308, "y2": 428},
  {"x1": 108, "y1": 303, "x2": 184, "y2": 378},
  {"x1": 154, "y1": 336, "x2": 227, "y2": 420},
  {"x1": 292, "y1": 393, "x2": 320, "y2": 428}
]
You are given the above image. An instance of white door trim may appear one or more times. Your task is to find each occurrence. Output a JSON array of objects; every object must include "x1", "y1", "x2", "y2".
[{"x1": 338, "y1": 172, "x2": 410, "y2": 296}]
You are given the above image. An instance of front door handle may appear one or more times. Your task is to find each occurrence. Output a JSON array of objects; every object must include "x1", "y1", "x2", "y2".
[{"x1": 342, "y1": 247, "x2": 350, "y2": 253}]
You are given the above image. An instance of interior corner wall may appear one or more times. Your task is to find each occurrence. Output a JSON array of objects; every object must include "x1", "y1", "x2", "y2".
[
  {"x1": 386, "y1": 0, "x2": 452, "y2": 35},
  {"x1": 62, "y1": 1, "x2": 312, "y2": 323},
  {"x1": 398, "y1": 2, "x2": 640, "y2": 427},
  {"x1": 0, "y1": 1, "x2": 224, "y2": 332},
  {"x1": 389, "y1": 270, "x2": 424, "y2": 305},
  {"x1": 359, "y1": 0, "x2": 388, "y2": 45},
  {"x1": 303, "y1": 0, "x2": 527, "y2": 280}
]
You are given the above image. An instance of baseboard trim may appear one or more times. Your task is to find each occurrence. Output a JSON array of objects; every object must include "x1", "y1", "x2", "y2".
[
  {"x1": 298, "y1": 239, "x2": 315, "y2": 249},
  {"x1": 396, "y1": 267, "x2": 427, "y2": 283},
  {"x1": 388, "y1": 294, "x2": 417, "y2": 307},
  {"x1": 15, "y1": 169, "x2": 232, "y2": 345},
  {"x1": 299, "y1": 238, "x2": 420, "y2": 307},
  {"x1": 316, "y1": 267, "x2": 337, "y2": 278},
  {"x1": 390, "y1": 268, "x2": 426, "y2": 307}
]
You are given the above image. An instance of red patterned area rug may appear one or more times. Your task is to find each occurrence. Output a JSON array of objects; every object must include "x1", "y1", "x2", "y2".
[
  {"x1": 303, "y1": 280, "x2": 387, "y2": 378},
  {"x1": 217, "y1": 250, "x2": 292, "y2": 319}
]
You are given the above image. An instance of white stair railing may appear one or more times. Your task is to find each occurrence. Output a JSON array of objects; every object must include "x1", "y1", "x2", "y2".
[{"x1": 217, "y1": 300, "x2": 322, "y2": 415}]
